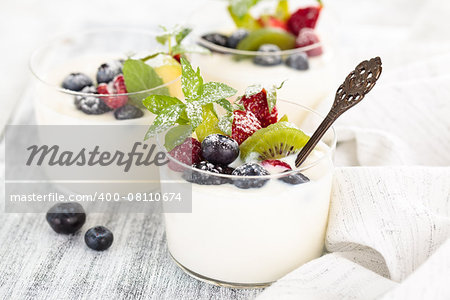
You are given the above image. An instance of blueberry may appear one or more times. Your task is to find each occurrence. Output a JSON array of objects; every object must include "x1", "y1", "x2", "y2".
[
  {"x1": 201, "y1": 134, "x2": 239, "y2": 165},
  {"x1": 96, "y1": 60, "x2": 123, "y2": 84},
  {"x1": 278, "y1": 171, "x2": 310, "y2": 185},
  {"x1": 201, "y1": 33, "x2": 228, "y2": 49},
  {"x1": 285, "y1": 52, "x2": 309, "y2": 70},
  {"x1": 46, "y1": 203, "x2": 86, "y2": 234},
  {"x1": 85, "y1": 226, "x2": 114, "y2": 251},
  {"x1": 253, "y1": 44, "x2": 282, "y2": 66},
  {"x1": 232, "y1": 163, "x2": 270, "y2": 189},
  {"x1": 227, "y1": 29, "x2": 249, "y2": 49},
  {"x1": 62, "y1": 73, "x2": 94, "y2": 91},
  {"x1": 74, "y1": 86, "x2": 111, "y2": 115},
  {"x1": 183, "y1": 161, "x2": 231, "y2": 185},
  {"x1": 114, "y1": 104, "x2": 144, "y2": 120}
]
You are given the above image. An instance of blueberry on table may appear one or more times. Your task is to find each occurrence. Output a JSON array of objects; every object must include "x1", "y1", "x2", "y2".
[
  {"x1": 253, "y1": 44, "x2": 282, "y2": 66},
  {"x1": 85, "y1": 226, "x2": 114, "y2": 251},
  {"x1": 183, "y1": 161, "x2": 231, "y2": 185},
  {"x1": 278, "y1": 172, "x2": 310, "y2": 185},
  {"x1": 201, "y1": 134, "x2": 239, "y2": 166},
  {"x1": 227, "y1": 29, "x2": 249, "y2": 49},
  {"x1": 96, "y1": 60, "x2": 123, "y2": 84},
  {"x1": 201, "y1": 33, "x2": 228, "y2": 48},
  {"x1": 114, "y1": 104, "x2": 144, "y2": 120},
  {"x1": 285, "y1": 52, "x2": 309, "y2": 70},
  {"x1": 46, "y1": 203, "x2": 86, "y2": 234},
  {"x1": 74, "y1": 86, "x2": 111, "y2": 115},
  {"x1": 232, "y1": 163, "x2": 270, "y2": 189},
  {"x1": 62, "y1": 72, "x2": 94, "y2": 91}
]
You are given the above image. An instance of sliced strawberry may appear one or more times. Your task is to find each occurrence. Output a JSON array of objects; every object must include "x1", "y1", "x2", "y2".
[
  {"x1": 261, "y1": 160, "x2": 292, "y2": 174},
  {"x1": 168, "y1": 137, "x2": 202, "y2": 172},
  {"x1": 295, "y1": 28, "x2": 323, "y2": 57},
  {"x1": 231, "y1": 110, "x2": 262, "y2": 145},
  {"x1": 241, "y1": 89, "x2": 278, "y2": 128},
  {"x1": 287, "y1": 6, "x2": 322, "y2": 36},
  {"x1": 97, "y1": 75, "x2": 128, "y2": 109},
  {"x1": 258, "y1": 16, "x2": 288, "y2": 31}
]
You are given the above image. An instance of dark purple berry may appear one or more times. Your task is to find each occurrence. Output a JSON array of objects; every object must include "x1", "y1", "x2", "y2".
[
  {"x1": 62, "y1": 73, "x2": 93, "y2": 91},
  {"x1": 232, "y1": 163, "x2": 270, "y2": 189},
  {"x1": 227, "y1": 29, "x2": 249, "y2": 49},
  {"x1": 46, "y1": 203, "x2": 86, "y2": 234},
  {"x1": 74, "y1": 86, "x2": 111, "y2": 115},
  {"x1": 114, "y1": 104, "x2": 144, "y2": 120},
  {"x1": 85, "y1": 226, "x2": 114, "y2": 251},
  {"x1": 202, "y1": 33, "x2": 228, "y2": 48},
  {"x1": 183, "y1": 161, "x2": 231, "y2": 185},
  {"x1": 285, "y1": 52, "x2": 309, "y2": 70},
  {"x1": 253, "y1": 44, "x2": 282, "y2": 66},
  {"x1": 201, "y1": 134, "x2": 239, "y2": 166},
  {"x1": 96, "y1": 60, "x2": 123, "y2": 84},
  {"x1": 279, "y1": 171, "x2": 310, "y2": 185}
]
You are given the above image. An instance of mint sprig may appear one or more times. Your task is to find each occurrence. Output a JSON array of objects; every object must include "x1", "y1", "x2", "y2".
[
  {"x1": 155, "y1": 25, "x2": 209, "y2": 58},
  {"x1": 143, "y1": 58, "x2": 237, "y2": 141}
]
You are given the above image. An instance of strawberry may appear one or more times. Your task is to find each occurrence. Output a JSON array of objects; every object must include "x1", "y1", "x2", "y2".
[
  {"x1": 168, "y1": 137, "x2": 202, "y2": 172},
  {"x1": 295, "y1": 28, "x2": 323, "y2": 57},
  {"x1": 173, "y1": 54, "x2": 181, "y2": 63},
  {"x1": 97, "y1": 74, "x2": 128, "y2": 109},
  {"x1": 261, "y1": 160, "x2": 292, "y2": 174},
  {"x1": 287, "y1": 6, "x2": 322, "y2": 36},
  {"x1": 258, "y1": 16, "x2": 288, "y2": 31},
  {"x1": 241, "y1": 89, "x2": 278, "y2": 128},
  {"x1": 231, "y1": 110, "x2": 262, "y2": 145}
]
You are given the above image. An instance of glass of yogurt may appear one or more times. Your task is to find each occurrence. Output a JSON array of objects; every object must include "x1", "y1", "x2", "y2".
[
  {"x1": 188, "y1": 0, "x2": 338, "y2": 110},
  {"x1": 30, "y1": 28, "x2": 183, "y2": 125},
  {"x1": 158, "y1": 99, "x2": 336, "y2": 287}
]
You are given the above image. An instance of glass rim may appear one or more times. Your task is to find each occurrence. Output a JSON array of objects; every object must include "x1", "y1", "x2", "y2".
[
  {"x1": 28, "y1": 27, "x2": 182, "y2": 97},
  {"x1": 156, "y1": 99, "x2": 336, "y2": 179}
]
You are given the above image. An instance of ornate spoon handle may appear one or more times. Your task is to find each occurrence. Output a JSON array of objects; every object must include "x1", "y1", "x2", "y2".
[{"x1": 295, "y1": 57, "x2": 383, "y2": 167}]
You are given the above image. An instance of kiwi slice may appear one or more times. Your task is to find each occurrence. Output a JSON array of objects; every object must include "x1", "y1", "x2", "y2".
[
  {"x1": 278, "y1": 114, "x2": 288, "y2": 122},
  {"x1": 195, "y1": 104, "x2": 224, "y2": 142},
  {"x1": 237, "y1": 28, "x2": 296, "y2": 51},
  {"x1": 240, "y1": 122, "x2": 309, "y2": 161}
]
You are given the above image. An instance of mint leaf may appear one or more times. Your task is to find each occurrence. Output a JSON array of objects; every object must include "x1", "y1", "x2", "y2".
[
  {"x1": 123, "y1": 59, "x2": 169, "y2": 107},
  {"x1": 142, "y1": 95, "x2": 184, "y2": 114},
  {"x1": 172, "y1": 44, "x2": 210, "y2": 56},
  {"x1": 227, "y1": 6, "x2": 261, "y2": 30},
  {"x1": 164, "y1": 125, "x2": 193, "y2": 151},
  {"x1": 144, "y1": 104, "x2": 185, "y2": 140},
  {"x1": 229, "y1": 0, "x2": 260, "y2": 18},
  {"x1": 218, "y1": 112, "x2": 233, "y2": 136},
  {"x1": 185, "y1": 102, "x2": 203, "y2": 129},
  {"x1": 181, "y1": 58, "x2": 203, "y2": 101},
  {"x1": 216, "y1": 98, "x2": 234, "y2": 113},
  {"x1": 233, "y1": 101, "x2": 245, "y2": 111},
  {"x1": 198, "y1": 82, "x2": 237, "y2": 105},
  {"x1": 175, "y1": 27, "x2": 192, "y2": 44}
]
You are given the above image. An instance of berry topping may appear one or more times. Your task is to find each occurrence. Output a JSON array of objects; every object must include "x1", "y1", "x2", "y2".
[
  {"x1": 74, "y1": 86, "x2": 112, "y2": 115},
  {"x1": 286, "y1": 52, "x2": 309, "y2": 70},
  {"x1": 261, "y1": 159, "x2": 292, "y2": 173},
  {"x1": 96, "y1": 60, "x2": 123, "y2": 84},
  {"x1": 85, "y1": 226, "x2": 114, "y2": 251},
  {"x1": 295, "y1": 28, "x2": 323, "y2": 57},
  {"x1": 97, "y1": 74, "x2": 128, "y2": 109},
  {"x1": 287, "y1": 6, "x2": 322, "y2": 36},
  {"x1": 201, "y1": 134, "x2": 239, "y2": 166},
  {"x1": 253, "y1": 44, "x2": 283, "y2": 66},
  {"x1": 183, "y1": 161, "x2": 231, "y2": 185},
  {"x1": 227, "y1": 29, "x2": 249, "y2": 49},
  {"x1": 231, "y1": 110, "x2": 262, "y2": 145},
  {"x1": 114, "y1": 104, "x2": 144, "y2": 120},
  {"x1": 62, "y1": 73, "x2": 93, "y2": 92},
  {"x1": 258, "y1": 16, "x2": 288, "y2": 31},
  {"x1": 241, "y1": 88, "x2": 278, "y2": 128},
  {"x1": 46, "y1": 203, "x2": 86, "y2": 234},
  {"x1": 232, "y1": 163, "x2": 270, "y2": 189},
  {"x1": 202, "y1": 33, "x2": 228, "y2": 48},
  {"x1": 279, "y1": 171, "x2": 310, "y2": 185},
  {"x1": 168, "y1": 137, "x2": 202, "y2": 172}
]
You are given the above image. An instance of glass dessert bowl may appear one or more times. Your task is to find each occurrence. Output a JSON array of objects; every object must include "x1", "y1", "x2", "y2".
[
  {"x1": 147, "y1": 59, "x2": 336, "y2": 287},
  {"x1": 188, "y1": 0, "x2": 338, "y2": 110},
  {"x1": 29, "y1": 28, "x2": 185, "y2": 125}
]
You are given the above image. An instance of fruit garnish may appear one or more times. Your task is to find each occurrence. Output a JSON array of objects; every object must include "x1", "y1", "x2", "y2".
[
  {"x1": 202, "y1": 33, "x2": 229, "y2": 48},
  {"x1": 97, "y1": 75, "x2": 128, "y2": 109},
  {"x1": 278, "y1": 114, "x2": 288, "y2": 122},
  {"x1": 146, "y1": 54, "x2": 182, "y2": 97},
  {"x1": 286, "y1": 52, "x2": 309, "y2": 70},
  {"x1": 46, "y1": 203, "x2": 86, "y2": 234},
  {"x1": 195, "y1": 104, "x2": 225, "y2": 142},
  {"x1": 239, "y1": 121, "x2": 310, "y2": 161},
  {"x1": 231, "y1": 110, "x2": 262, "y2": 144},
  {"x1": 74, "y1": 86, "x2": 112, "y2": 115},
  {"x1": 253, "y1": 44, "x2": 283, "y2": 66},
  {"x1": 85, "y1": 226, "x2": 114, "y2": 251},
  {"x1": 227, "y1": 0, "x2": 261, "y2": 30},
  {"x1": 231, "y1": 163, "x2": 270, "y2": 189},
  {"x1": 258, "y1": 15, "x2": 288, "y2": 31},
  {"x1": 114, "y1": 104, "x2": 144, "y2": 120},
  {"x1": 261, "y1": 159, "x2": 292, "y2": 173},
  {"x1": 202, "y1": 134, "x2": 240, "y2": 165},
  {"x1": 278, "y1": 171, "x2": 310, "y2": 185},
  {"x1": 183, "y1": 161, "x2": 231, "y2": 185},
  {"x1": 168, "y1": 137, "x2": 202, "y2": 172},
  {"x1": 287, "y1": 5, "x2": 322, "y2": 35},
  {"x1": 96, "y1": 60, "x2": 123, "y2": 84},
  {"x1": 240, "y1": 84, "x2": 279, "y2": 127},
  {"x1": 295, "y1": 28, "x2": 323, "y2": 57},
  {"x1": 62, "y1": 73, "x2": 93, "y2": 92},
  {"x1": 237, "y1": 28, "x2": 296, "y2": 51},
  {"x1": 227, "y1": 29, "x2": 249, "y2": 49},
  {"x1": 275, "y1": 0, "x2": 290, "y2": 21},
  {"x1": 143, "y1": 58, "x2": 236, "y2": 142}
]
